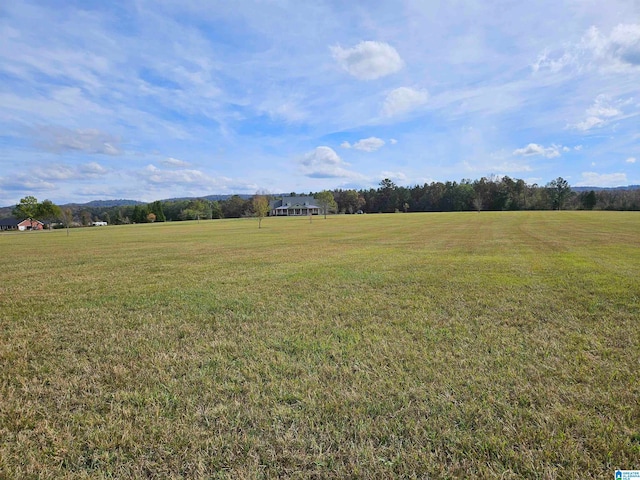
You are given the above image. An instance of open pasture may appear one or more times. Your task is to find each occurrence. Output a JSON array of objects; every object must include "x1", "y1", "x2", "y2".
[{"x1": 1, "y1": 212, "x2": 639, "y2": 478}]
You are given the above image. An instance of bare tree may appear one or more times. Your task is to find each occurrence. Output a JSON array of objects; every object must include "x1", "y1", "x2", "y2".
[
  {"x1": 252, "y1": 194, "x2": 270, "y2": 229},
  {"x1": 61, "y1": 208, "x2": 74, "y2": 236}
]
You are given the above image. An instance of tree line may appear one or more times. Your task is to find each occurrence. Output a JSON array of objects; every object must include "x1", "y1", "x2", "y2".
[
  {"x1": 351, "y1": 176, "x2": 639, "y2": 213},
  {"x1": 8, "y1": 176, "x2": 640, "y2": 228}
]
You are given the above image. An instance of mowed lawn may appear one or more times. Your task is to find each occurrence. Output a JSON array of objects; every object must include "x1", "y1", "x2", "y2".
[{"x1": 1, "y1": 212, "x2": 639, "y2": 478}]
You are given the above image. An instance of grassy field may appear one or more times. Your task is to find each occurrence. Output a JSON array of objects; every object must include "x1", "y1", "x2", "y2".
[{"x1": 1, "y1": 211, "x2": 639, "y2": 478}]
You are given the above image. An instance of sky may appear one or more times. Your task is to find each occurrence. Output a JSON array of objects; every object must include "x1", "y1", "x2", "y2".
[{"x1": 1, "y1": 0, "x2": 639, "y2": 206}]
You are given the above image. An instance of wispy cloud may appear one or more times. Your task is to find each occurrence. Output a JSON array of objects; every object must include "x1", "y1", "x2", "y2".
[
  {"x1": 570, "y1": 95, "x2": 628, "y2": 131},
  {"x1": 577, "y1": 171, "x2": 628, "y2": 186},
  {"x1": 380, "y1": 171, "x2": 408, "y2": 183},
  {"x1": 341, "y1": 137, "x2": 386, "y2": 152},
  {"x1": 161, "y1": 157, "x2": 191, "y2": 168},
  {"x1": 331, "y1": 41, "x2": 404, "y2": 80},
  {"x1": 27, "y1": 162, "x2": 109, "y2": 182},
  {"x1": 533, "y1": 23, "x2": 640, "y2": 73},
  {"x1": 0, "y1": 175, "x2": 56, "y2": 192},
  {"x1": 581, "y1": 24, "x2": 640, "y2": 68},
  {"x1": 381, "y1": 87, "x2": 429, "y2": 117},
  {"x1": 463, "y1": 160, "x2": 533, "y2": 174},
  {"x1": 31, "y1": 126, "x2": 122, "y2": 155},
  {"x1": 79, "y1": 162, "x2": 109, "y2": 177},
  {"x1": 143, "y1": 164, "x2": 221, "y2": 188},
  {"x1": 513, "y1": 143, "x2": 563, "y2": 158}
]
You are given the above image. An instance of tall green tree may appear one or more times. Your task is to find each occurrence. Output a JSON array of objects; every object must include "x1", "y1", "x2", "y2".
[
  {"x1": 581, "y1": 190, "x2": 597, "y2": 210},
  {"x1": 315, "y1": 191, "x2": 337, "y2": 219},
  {"x1": 149, "y1": 201, "x2": 166, "y2": 222},
  {"x1": 378, "y1": 178, "x2": 397, "y2": 212},
  {"x1": 13, "y1": 196, "x2": 40, "y2": 229},
  {"x1": 548, "y1": 177, "x2": 571, "y2": 210},
  {"x1": 179, "y1": 200, "x2": 210, "y2": 221},
  {"x1": 132, "y1": 205, "x2": 143, "y2": 223},
  {"x1": 39, "y1": 200, "x2": 62, "y2": 228},
  {"x1": 211, "y1": 201, "x2": 223, "y2": 219},
  {"x1": 341, "y1": 189, "x2": 366, "y2": 213}
]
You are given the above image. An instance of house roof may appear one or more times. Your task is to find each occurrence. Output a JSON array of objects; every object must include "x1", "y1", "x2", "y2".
[
  {"x1": 274, "y1": 204, "x2": 320, "y2": 210},
  {"x1": 0, "y1": 217, "x2": 46, "y2": 227},
  {"x1": 0, "y1": 217, "x2": 20, "y2": 227},
  {"x1": 18, "y1": 218, "x2": 45, "y2": 225},
  {"x1": 270, "y1": 195, "x2": 320, "y2": 209}
]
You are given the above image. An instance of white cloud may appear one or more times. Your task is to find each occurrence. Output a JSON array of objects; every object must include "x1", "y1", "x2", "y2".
[
  {"x1": 534, "y1": 24, "x2": 640, "y2": 73},
  {"x1": 331, "y1": 41, "x2": 404, "y2": 80},
  {"x1": 143, "y1": 164, "x2": 217, "y2": 186},
  {"x1": 299, "y1": 146, "x2": 360, "y2": 179},
  {"x1": 300, "y1": 146, "x2": 342, "y2": 168},
  {"x1": 571, "y1": 95, "x2": 626, "y2": 131},
  {"x1": 586, "y1": 99, "x2": 622, "y2": 118},
  {"x1": 259, "y1": 98, "x2": 308, "y2": 123},
  {"x1": 463, "y1": 160, "x2": 532, "y2": 174},
  {"x1": 380, "y1": 171, "x2": 407, "y2": 183},
  {"x1": 32, "y1": 126, "x2": 122, "y2": 155},
  {"x1": 573, "y1": 116, "x2": 606, "y2": 131},
  {"x1": 352, "y1": 137, "x2": 385, "y2": 152},
  {"x1": 79, "y1": 162, "x2": 108, "y2": 176},
  {"x1": 531, "y1": 50, "x2": 573, "y2": 73},
  {"x1": 577, "y1": 172, "x2": 628, "y2": 187},
  {"x1": 341, "y1": 138, "x2": 386, "y2": 151},
  {"x1": 582, "y1": 24, "x2": 640, "y2": 67},
  {"x1": 382, "y1": 87, "x2": 429, "y2": 117},
  {"x1": 29, "y1": 162, "x2": 109, "y2": 181},
  {"x1": 161, "y1": 157, "x2": 190, "y2": 167},
  {"x1": 34, "y1": 164, "x2": 76, "y2": 180},
  {"x1": 626, "y1": 157, "x2": 637, "y2": 163},
  {"x1": 0, "y1": 174, "x2": 56, "y2": 192},
  {"x1": 228, "y1": 182, "x2": 259, "y2": 193},
  {"x1": 574, "y1": 145, "x2": 583, "y2": 151},
  {"x1": 389, "y1": 138, "x2": 397, "y2": 145},
  {"x1": 513, "y1": 143, "x2": 562, "y2": 158}
]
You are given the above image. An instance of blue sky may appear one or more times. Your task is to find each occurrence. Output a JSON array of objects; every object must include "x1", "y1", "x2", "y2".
[{"x1": 1, "y1": 0, "x2": 639, "y2": 205}]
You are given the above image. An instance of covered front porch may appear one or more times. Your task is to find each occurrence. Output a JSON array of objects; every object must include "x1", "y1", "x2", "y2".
[{"x1": 272, "y1": 205, "x2": 320, "y2": 216}]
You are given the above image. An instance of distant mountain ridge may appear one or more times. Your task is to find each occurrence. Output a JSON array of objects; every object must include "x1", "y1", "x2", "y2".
[
  {"x1": 161, "y1": 194, "x2": 254, "y2": 202},
  {"x1": 64, "y1": 199, "x2": 144, "y2": 208},
  {"x1": 572, "y1": 185, "x2": 640, "y2": 192},
  {"x1": 0, "y1": 195, "x2": 247, "y2": 213}
]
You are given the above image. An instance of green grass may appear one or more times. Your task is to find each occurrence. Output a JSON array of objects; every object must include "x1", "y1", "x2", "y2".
[{"x1": 1, "y1": 212, "x2": 639, "y2": 478}]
